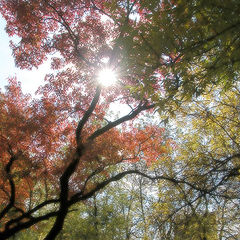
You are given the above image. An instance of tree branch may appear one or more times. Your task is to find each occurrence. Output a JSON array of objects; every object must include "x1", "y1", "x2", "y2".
[
  {"x1": 188, "y1": 21, "x2": 240, "y2": 51},
  {"x1": 0, "y1": 211, "x2": 58, "y2": 240},
  {"x1": 76, "y1": 85, "x2": 101, "y2": 145},
  {"x1": 5, "y1": 199, "x2": 59, "y2": 230},
  {"x1": 69, "y1": 170, "x2": 179, "y2": 204},
  {"x1": 0, "y1": 147, "x2": 18, "y2": 220},
  {"x1": 88, "y1": 102, "x2": 155, "y2": 140},
  {"x1": 45, "y1": 0, "x2": 93, "y2": 66}
]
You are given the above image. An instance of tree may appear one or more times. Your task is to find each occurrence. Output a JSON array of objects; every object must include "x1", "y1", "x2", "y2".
[
  {"x1": 0, "y1": 1, "x2": 169, "y2": 238},
  {"x1": 0, "y1": 0, "x2": 239, "y2": 239},
  {"x1": 147, "y1": 84, "x2": 240, "y2": 239},
  {"x1": 13, "y1": 183, "x2": 133, "y2": 240}
]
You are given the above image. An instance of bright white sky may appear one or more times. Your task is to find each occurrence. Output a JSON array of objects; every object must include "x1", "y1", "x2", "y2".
[{"x1": 0, "y1": 15, "x2": 49, "y2": 95}]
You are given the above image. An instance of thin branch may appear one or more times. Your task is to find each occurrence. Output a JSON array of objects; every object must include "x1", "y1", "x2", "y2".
[
  {"x1": 44, "y1": 1, "x2": 77, "y2": 41},
  {"x1": 45, "y1": 1, "x2": 93, "y2": 66},
  {"x1": 188, "y1": 21, "x2": 240, "y2": 51},
  {"x1": 90, "y1": 0, "x2": 120, "y2": 26},
  {"x1": 80, "y1": 166, "x2": 105, "y2": 194}
]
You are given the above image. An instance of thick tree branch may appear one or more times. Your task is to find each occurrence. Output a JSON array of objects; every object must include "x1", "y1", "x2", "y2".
[
  {"x1": 5, "y1": 199, "x2": 59, "y2": 230},
  {"x1": 45, "y1": 151, "x2": 82, "y2": 239},
  {"x1": 71, "y1": 163, "x2": 239, "y2": 206},
  {"x1": 45, "y1": 97, "x2": 151, "y2": 239},
  {"x1": 69, "y1": 170, "x2": 179, "y2": 204},
  {"x1": 0, "y1": 211, "x2": 58, "y2": 240},
  {"x1": 2, "y1": 152, "x2": 238, "y2": 239},
  {"x1": 88, "y1": 102, "x2": 155, "y2": 140},
  {"x1": 0, "y1": 148, "x2": 18, "y2": 220},
  {"x1": 76, "y1": 85, "x2": 101, "y2": 145}
]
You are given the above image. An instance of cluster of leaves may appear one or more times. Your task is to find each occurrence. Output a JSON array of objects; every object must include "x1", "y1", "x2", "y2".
[
  {"x1": 0, "y1": 0, "x2": 239, "y2": 239},
  {"x1": 125, "y1": 0, "x2": 240, "y2": 99},
  {"x1": 147, "y1": 85, "x2": 240, "y2": 239}
]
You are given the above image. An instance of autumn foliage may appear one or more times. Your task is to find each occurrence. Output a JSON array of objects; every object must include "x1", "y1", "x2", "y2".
[
  {"x1": 0, "y1": 1, "x2": 168, "y2": 238},
  {"x1": 0, "y1": 0, "x2": 240, "y2": 239}
]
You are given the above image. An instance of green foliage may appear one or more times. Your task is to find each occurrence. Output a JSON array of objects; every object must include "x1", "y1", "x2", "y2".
[
  {"x1": 147, "y1": 83, "x2": 240, "y2": 239},
  {"x1": 170, "y1": 0, "x2": 240, "y2": 94},
  {"x1": 174, "y1": 84, "x2": 240, "y2": 193},
  {"x1": 174, "y1": 212, "x2": 218, "y2": 240},
  {"x1": 122, "y1": 0, "x2": 240, "y2": 100},
  {"x1": 58, "y1": 195, "x2": 128, "y2": 240}
]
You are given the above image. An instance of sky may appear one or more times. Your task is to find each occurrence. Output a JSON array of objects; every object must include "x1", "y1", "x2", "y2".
[{"x1": 0, "y1": 15, "x2": 49, "y2": 95}]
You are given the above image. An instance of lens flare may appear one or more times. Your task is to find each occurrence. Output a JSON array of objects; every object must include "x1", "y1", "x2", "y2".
[{"x1": 98, "y1": 68, "x2": 117, "y2": 87}]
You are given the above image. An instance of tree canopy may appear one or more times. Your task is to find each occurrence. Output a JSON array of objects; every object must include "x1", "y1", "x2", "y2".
[{"x1": 0, "y1": 0, "x2": 239, "y2": 239}]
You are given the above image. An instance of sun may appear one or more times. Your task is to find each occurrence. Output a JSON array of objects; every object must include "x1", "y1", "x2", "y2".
[{"x1": 98, "y1": 68, "x2": 117, "y2": 87}]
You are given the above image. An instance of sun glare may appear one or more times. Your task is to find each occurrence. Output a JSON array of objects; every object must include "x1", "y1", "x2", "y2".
[{"x1": 98, "y1": 68, "x2": 117, "y2": 87}]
